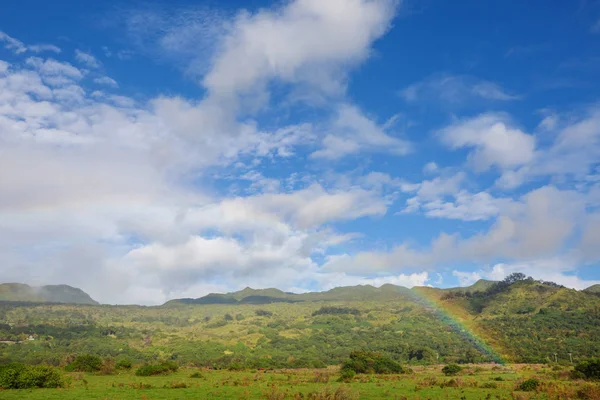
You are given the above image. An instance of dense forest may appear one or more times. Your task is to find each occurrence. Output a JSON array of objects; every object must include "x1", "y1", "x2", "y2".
[{"x1": 1, "y1": 274, "x2": 599, "y2": 370}]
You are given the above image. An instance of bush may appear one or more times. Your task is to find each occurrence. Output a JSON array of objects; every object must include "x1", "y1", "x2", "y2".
[
  {"x1": 0, "y1": 363, "x2": 65, "y2": 389},
  {"x1": 135, "y1": 361, "x2": 179, "y2": 377},
  {"x1": 189, "y1": 371, "x2": 203, "y2": 378},
  {"x1": 341, "y1": 350, "x2": 404, "y2": 375},
  {"x1": 255, "y1": 309, "x2": 273, "y2": 317},
  {"x1": 338, "y1": 368, "x2": 356, "y2": 382},
  {"x1": 570, "y1": 370, "x2": 587, "y2": 380},
  {"x1": 116, "y1": 359, "x2": 133, "y2": 370},
  {"x1": 442, "y1": 364, "x2": 462, "y2": 376},
  {"x1": 66, "y1": 354, "x2": 103, "y2": 372},
  {"x1": 519, "y1": 378, "x2": 540, "y2": 391},
  {"x1": 99, "y1": 359, "x2": 116, "y2": 375},
  {"x1": 573, "y1": 359, "x2": 600, "y2": 380},
  {"x1": 312, "y1": 306, "x2": 360, "y2": 317}
]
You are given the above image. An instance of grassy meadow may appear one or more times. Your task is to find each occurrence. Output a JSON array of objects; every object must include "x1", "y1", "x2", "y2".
[{"x1": 2, "y1": 364, "x2": 599, "y2": 400}]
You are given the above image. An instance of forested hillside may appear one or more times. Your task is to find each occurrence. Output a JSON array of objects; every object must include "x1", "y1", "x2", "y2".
[{"x1": 1, "y1": 275, "x2": 598, "y2": 369}]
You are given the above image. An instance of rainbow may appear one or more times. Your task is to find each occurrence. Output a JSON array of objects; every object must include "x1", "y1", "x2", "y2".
[{"x1": 410, "y1": 288, "x2": 505, "y2": 364}]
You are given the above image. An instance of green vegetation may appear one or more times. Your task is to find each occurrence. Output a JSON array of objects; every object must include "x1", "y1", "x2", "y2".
[
  {"x1": 442, "y1": 363, "x2": 462, "y2": 376},
  {"x1": 0, "y1": 363, "x2": 65, "y2": 389},
  {"x1": 340, "y1": 351, "x2": 404, "y2": 375},
  {"x1": 573, "y1": 358, "x2": 600, "y2": 380},
  {"x1": 0, "y1": 275, "x2": 599, "y2": 369},
  {"x1": 519, "y1": 378, "x2": 540, "y2": 391},
  {"x1": 65, "y1": 354, "x2": 102, "y2": 372},
  {"x1": 0, "y1": 364, "x2": 598, "y2": 399},
  {"x1": 135, "y1": 361, "x2": 178, "y2": 377}
]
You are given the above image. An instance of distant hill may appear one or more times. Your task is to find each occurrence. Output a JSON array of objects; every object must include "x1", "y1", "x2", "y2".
[
  {"x1": 165, "y1": 283, "x2": 415, "y2": 306},
  {"x1": 0, "y1": 283, "x2": 98, "y2": 305},
  {"x1": 583, "y1": 284, "x2": 600, "y2": 294},
  {"x1": 1, "y1": 275, "x2": 600, "y2": 366}
]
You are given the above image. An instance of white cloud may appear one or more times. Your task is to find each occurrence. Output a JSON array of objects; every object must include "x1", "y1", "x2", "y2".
[
  {"x1": 0, "y1": 60, "x2": 9, "y2": 74},
  {"x1": 0, "y1": 31, "x2": 27, "y2": 54},
  {"x1": 311, "y1": 104, "x2": 411, "y2": 159},
  {"x1": 94, "y1": 76, "x2": 119, "y2": 88},
  {"x1": 327, "y1": 185, "x2": 588, "y2": 274},
  {"x1": 423, "y1": 161, "x2": 438, "y2": 174},
  {"x1": 452, "y1": 270, "x2": 482, "y2": 286},
  {"x1": 28, "y1": 44, "x2": 61, "y2": 54},
  {"x1": 74, "y1": 49, "x2": 101, "y2": 69},
  {"x1": 439, "y1": 113, "x2": 536, "y2": 172},
  {"x1": 497, "y1": 107, "x2": 600, "y2": 188},
  {"x1": 1, "y1": 31, "x2": 61, "y2": 54},
  {"x1": 203, "y1": 0, "x2": 398, "y2": 101},
  {"x1": 419, "y1": 190, "x2": 506, "y2": 221},
  {"x1": 400, "y1": 74, "x2": 519, "y2": 104}
]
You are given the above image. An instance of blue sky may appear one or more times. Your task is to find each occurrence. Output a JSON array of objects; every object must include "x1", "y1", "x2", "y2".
[{"x1": 1, "y1": 0, "x2": 599, "y2": 304}]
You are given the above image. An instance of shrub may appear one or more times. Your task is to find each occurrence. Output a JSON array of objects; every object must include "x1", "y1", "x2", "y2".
[
  {"x1": 312, "y1": 306, "x2": 360, "y2": 317},
  {"x1": 189, "y1": 371, "x2": 203, "y2": 378},
  {"x1": 255, "y1": 309, "x2": 273, "y2": 317},
  {"x1": 570, "y1": 370, "x2": 587, "y2": 380},
  {"x1": 165, "y1": 381, "x2": 188, "y2": 389},
  {"x1": 0, "y1": 363, "x2": 65, "y2": 389},
  {"x1": 99, "y1": 359, "x2": 116, "y2": 375},
  {"x1": 576, "y1": 383, "x2": 600, "y2": 399},
  {"x1": 116, "y1": 359, "x2": 133, "y2": 370},
  {"x1": 519, "y1": 378, "x2": 540, "y2": 391},
  {"x1": 573, "y1": 358, "x2": 600, "y2": 380},
  {"x1": 306, "y1": 386, "x2": 359, "y2": 400},
  {"x1": 135, "y1": 361, "x2": 179, "y2": 377},
  {"x1": 340, "y1": 350, "x2": 404, "y2": 375},
  {"x1": 442, "y1": 364, "x2": 462, "y2": 376},
  {"x1": 66, "y1": 354, "x2": 103, "y2": 372},
  {"x1": 338, "y1": 368, "x2": 356, "y2": 383}
]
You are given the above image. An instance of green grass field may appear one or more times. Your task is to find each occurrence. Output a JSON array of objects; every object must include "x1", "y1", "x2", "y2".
[{"x1": 2, "y1": 364, "x2": 598, "y2": 400}]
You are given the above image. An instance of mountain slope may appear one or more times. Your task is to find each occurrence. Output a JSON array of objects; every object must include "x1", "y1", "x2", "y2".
[
  {"x1": 0, "y1": 283, "x2": 98, "y2": 305},
  {"x1": 583, "y1": 284, "x2": 600, "y2": 294},
  {"x1": 164, "y1": 284, "x2": 416, "y2": 305}
]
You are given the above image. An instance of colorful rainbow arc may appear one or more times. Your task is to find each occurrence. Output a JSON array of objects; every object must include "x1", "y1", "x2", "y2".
[{"x1": 410, "y1": 288, "x2": 505, "y2": 364}]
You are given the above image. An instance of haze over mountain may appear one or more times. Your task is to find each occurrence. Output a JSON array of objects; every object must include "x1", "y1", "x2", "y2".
[{"x1": 0, "y1": 283, "x2": 98, "y2": 305}]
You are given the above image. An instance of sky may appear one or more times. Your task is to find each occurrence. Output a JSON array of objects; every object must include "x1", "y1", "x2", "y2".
[{"x1": 1, "y1": 0, "x2": 600, "y2": 305}]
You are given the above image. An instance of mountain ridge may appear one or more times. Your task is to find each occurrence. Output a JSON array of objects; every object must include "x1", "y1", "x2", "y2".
[{"x1": 0, "y1": 283, "x2": 98, "y2": 305}]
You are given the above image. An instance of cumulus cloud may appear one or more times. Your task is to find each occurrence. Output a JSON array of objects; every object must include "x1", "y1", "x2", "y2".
[
  {"x1": 327, "y1": 185, "x2": 591, "y2": 279},
  {"x1": 203, "y1": 0, "x2": 398, "y2": 100},
  {"x1": 311, "y1": 104, "x2": 411, "y2": 159},
  {"x1": 94, "y1": 76, "x2": 119, "y2": 88},
  {"x1": 0, "y1": 20, "x2": 406, "y2": 304},
  {"x1": 439, "y1": 113, "x2": 536, "y2": 172},
  {"x1": 74, "y1": 49, "x2": 101, "y2": 68},
  {"x1": 497, "y1": 107, "x2": 600, "y2": 188}
]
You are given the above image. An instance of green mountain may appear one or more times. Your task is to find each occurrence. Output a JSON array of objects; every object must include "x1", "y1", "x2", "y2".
[
  {"x1": 583, "y1": 284, "x2": 600, "y2": 294},
  {"x1": 165, "y1": 284, "x2": 416, "y2": 305},
  {"x1": 0, "y1": 283, "x2": 98, "y2": 305},
  {"x1": 1, "y1": 275, "x2": 599, "y2": 368}
]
